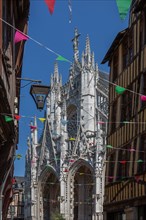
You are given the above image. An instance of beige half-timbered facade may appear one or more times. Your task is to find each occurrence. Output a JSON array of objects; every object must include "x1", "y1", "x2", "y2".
[{"x1": 102, "y1": 0, "x2": 146, "y2": 219}]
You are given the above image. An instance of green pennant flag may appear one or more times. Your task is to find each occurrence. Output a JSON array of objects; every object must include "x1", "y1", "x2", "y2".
[
  {"x1": 5, "y1": 115, "x2": 13, "y2": 122},
  {"x1": 116, "y1": 0, "x2": 132, "y2": 20},
  {"x1": 121, "y1": 176, "x2": 126, "y2": 180},
  {"x1": 123, "y1": 121, "x2": 129, "y2": 124},
  {"x1": 137, "y1": 159, "x2": 143, "y2": 163},
  {"x1": 115, "y1": 85, "x2": 126, "y2": 94},
  {"x1": 55, "y1": 158, "x2": 60, "y2": 161},
  {"x1": 106, "y1": 145, "x2": 113, "y2": 149},
  {"x1": 56, "y1": 55, "x2": 70, "y2": 62}
]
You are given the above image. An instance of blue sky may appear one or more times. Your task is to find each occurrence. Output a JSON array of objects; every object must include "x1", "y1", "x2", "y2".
[{"x1": 14, "y1": 0, "x2": 129, "y2": 176}]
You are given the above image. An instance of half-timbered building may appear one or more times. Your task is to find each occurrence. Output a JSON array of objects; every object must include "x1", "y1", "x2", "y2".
[
  {"x1": 102, "y1": 0, "x2": 146, "y2": 219},
  {"x1": 0, "y1": 1, "x2": 29, "y2": 219}
]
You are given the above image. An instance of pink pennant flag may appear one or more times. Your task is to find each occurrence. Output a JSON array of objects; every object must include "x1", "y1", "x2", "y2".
[
  {"x1": 14, "y1": 31, "x2": 29, "y2": 44},
  {"x1": 120, "y1": 160, "x2": 127, "y2": 164},
  {"x1": 69, "y1": 159, "x2": 75, "y2": 163},
  {"x1": 64, "y1": 168, "x2": 69, "y2": 172},
  {"x1": 11, "y1": 178, "x2": 16, "y2": 184},
  {"x1": 129, "y1": 148, "x2": 136, "y2": 152},
  {"x1": 45, "y1": 0, "x2": 56, "y2": 14},
  {"x1": 135, "y1": 176, "x2": 140, "y2": 182},
  {"x1": 30, "y1": 125, "x2": 37, "y2": 131},
  {"x1": 97, "y1": 121, "x2": 105, "y2": 124},
  {"x1": 141, "y1": 95, "x2": 146, "y2": 101},
  {"x1": 108, "y1": 176, "x2": 114, "y2": 179}
]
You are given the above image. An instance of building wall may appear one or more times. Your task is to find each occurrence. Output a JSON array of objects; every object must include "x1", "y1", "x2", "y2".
[
  {"x1": 103, "y1": 0, "x2": 146, "y2": 219},
  {"x1": 0, "y1": 1, "x2": 29, "y2": 219},
  {"x1": 7, "y1": 177, "x2": 25, "y2": 220}
]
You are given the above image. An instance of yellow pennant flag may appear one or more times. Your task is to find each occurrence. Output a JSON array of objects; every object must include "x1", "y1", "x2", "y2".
[
  {"x1": 69, "y1": 137, "x2": 76, "y2": 141},
  {"x1": 39, "y1": 118, "x2": 46, "y2": 123}
]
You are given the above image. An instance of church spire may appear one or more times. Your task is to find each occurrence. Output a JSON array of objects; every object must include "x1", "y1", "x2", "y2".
[
  {"x1": 71, "y1": 28, "x2": 80, "y2": 62},
  {"x1": 84, "y1": 35, "x2": 91, "y2": 65},
  {"x1": 54, "y1": 62, "x2": 59, "y2": 82},
  {"x1": 85, "y1": 35, "x2": 91, "y2": 56}
]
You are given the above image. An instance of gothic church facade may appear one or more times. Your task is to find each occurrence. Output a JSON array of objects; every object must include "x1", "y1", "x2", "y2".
[{"x1": 25, "y1": 29, "x2": 108, "y2": 220}]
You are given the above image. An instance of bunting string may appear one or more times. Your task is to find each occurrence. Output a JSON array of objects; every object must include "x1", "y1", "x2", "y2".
[
  {"x1": 0, "y1": 17, "x2": 71, "y2": 64},
  {"x1": 2, "y1": 113, "x2": 146, "y2": 154},
  {"x1": 12, "y1": 173, "x2": 146, "y2": 185},
  {"x1": 1, "y1": 18, "x2": 146, "y2": 101},
  {"x1": 2, "y1": 112, "x2": 146, "y2": 125},
  {"x1": 99, "y1": 76, "x2": 145, "y2": 97},
  {"x1": 68, "y1": 0, "x2": 72, "y2": 23},
  {"x1": 106, "y1": 145, "x2": 145, "y2": 153}
]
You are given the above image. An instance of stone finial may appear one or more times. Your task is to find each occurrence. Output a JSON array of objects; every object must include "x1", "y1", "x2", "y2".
[
  {"x1": 54, "y1": 62, "x2": 59, "y2": 82},
  {"x1": 85, "y1": 35, "x2": 91, "y2": 56},
  {"x1": 91, "y1": 52, "x2": 95, "y2": 69},
  {"x1": 72, "y1": 28, "x2": 80, "y2": 62}
]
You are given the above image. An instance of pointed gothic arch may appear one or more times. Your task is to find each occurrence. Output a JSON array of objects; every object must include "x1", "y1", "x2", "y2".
[
  {"x1": 38, "y1": 166, "x2": 60, "y2": 220},
  {"x1": 67, "y1": 159, "x2": 94, "y2": 220}
]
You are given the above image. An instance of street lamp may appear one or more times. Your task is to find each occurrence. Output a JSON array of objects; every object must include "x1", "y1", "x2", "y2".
[{"x1": 30, "y1": 84, "x2": 50, "y2": 110}]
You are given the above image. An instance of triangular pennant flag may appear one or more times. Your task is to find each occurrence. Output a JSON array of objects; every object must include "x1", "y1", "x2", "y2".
[
  {"x1": 30, "y1": 125, "x2": 37, "y2": 130},
  {"x1": 129, "y1": 148, "x2": 136, "y2": 152},
  {"x1": 120, "y1": 160, "x2": 127, "y2": 164},
  {"x1": 64, "y1": 168, "x2": 69, "y2": 172},
  {"x1": 56, "y1": 55, "x2": 70, "y2": 62},
  {"x1": 141, "y1": 95, "x2": 146, "y2": 101},
  {"x1": 14, "y1": 115, "x2": 21, "y2": 120},
  {"x1": 55, "y1": 158, "x2": 60, "y2": 161},
  {"x1": 116, "y1": 0, "x2": 132, "y2": 20},
  {"x1": 69, "y1": 159, "x2": 75, "y2": 163},
  {"x1": 45, "y1": 0, "x2": 56, "y2": 14},
  {"x1": 14, "y1": 31, "x2": 29, "y2": 44},
  {"x1": 123, "y1": 121, "x2": 129, "y2": 124},
  {"x1": 106, "y1": 145, "x2": 113, "y2": 149},
  {"x1": 61, "y1": 119, "x2": 68, "y2": 125},
  {"x1": 108, "y1": 176, "x2": 114, "y2": 179},
  {"x1": 12, "y1": 178, "x2": 16, "y2": 184},
  {"x1": 135, "y1": 175, "x2": 140, "y2": 182},
  {"x1": 121, "y1": 176, "x2": 126, "y2": 179},
  {"x1": 39, "y1": 118, "x2": 46, "y2": 123},
  {"x1": 52, "y1": 131, "x2": 58, "y2": 136},
  {"x1": 16, "y1": 154, "x2": 22, "y2": 160},
  {"x1": 137, "y1": 159, "x2": 143, "y2": 163},
  {"x1": 115, "y1": 85, "x2": 126, "y2": 94},
  {"x1": 97, "y1": 121, "x2": 105, "y2": 124},
  {"x1": 5, "y1": 115, "x2": 13, "y2": 122},
  {"x1": 69, "y1": 137, "x2": 76, "y2": 141}
]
